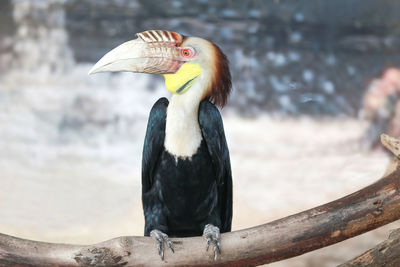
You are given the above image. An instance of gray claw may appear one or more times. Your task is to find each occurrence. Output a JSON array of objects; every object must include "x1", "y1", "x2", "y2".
[
  {"x1": 166, "y1": 238, "x2": 174, "y2": 253},
  {"x1": 203, "y1": 224, "x2": 221, "y2": 260},
  {"x1": 150, "y1": 229, "x2": 174, "y2": 260}
]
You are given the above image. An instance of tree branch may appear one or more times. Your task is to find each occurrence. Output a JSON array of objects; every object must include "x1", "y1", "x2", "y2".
[
  {"x1": 1, "y1": 134, "x2": 400, "y2": 266},
  {"x1": 338, "y1": 228, "x2": 400, "y2": 267}
]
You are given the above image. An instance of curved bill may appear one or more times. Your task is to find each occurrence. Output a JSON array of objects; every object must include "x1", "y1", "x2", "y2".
[{"x1": 88, "y1": 37, "x2": 184, "y2": 75}]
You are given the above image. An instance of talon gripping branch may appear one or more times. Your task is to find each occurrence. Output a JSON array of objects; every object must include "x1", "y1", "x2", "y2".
[{"x1": 89, "y1": 30, "x2": 233, "y2": 260}]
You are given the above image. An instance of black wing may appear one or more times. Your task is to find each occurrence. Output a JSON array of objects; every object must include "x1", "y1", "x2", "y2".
[
  {"x1": 198, "y1": 100, "x2": 233, "y2": 233},
  {"x1": 142, "y1": 97, "x2": 169, "y2": 193}
]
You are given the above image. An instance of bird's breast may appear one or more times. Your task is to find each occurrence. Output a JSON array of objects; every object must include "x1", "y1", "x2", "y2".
[
  {"x1": 164, "y1": 102, "x2": 203, "y2": 158},
  {"x1": 156, "y1": 140, "x2": 217, "y2": 226}
]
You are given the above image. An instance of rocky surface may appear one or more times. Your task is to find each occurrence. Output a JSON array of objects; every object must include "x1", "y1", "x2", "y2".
[
  {"x1": 2, "y1": 0, "x2": 400, "y2": 115},
  {"x1": 63, "y1": 0, "x2": 400, "y2": 115}
]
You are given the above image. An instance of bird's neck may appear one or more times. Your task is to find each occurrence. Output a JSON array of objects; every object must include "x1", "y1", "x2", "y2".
[{"x1": 164, "y1": 78, "x2": 207, "y2": 159}]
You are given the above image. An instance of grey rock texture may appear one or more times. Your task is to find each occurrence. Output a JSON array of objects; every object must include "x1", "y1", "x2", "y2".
[
  {"x1": 62, "y1": 0, "x2": 400, "y2": 115},
  {"x1": 2, "y1": 0, "x2": 400, "y2": 115}
]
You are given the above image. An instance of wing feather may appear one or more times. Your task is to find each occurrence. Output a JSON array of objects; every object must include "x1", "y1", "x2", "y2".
[
  {"x1": 199, "y1": 100, "x2": 233, "y2": 232},
  {"x1": 142, "y1": 97, "x2": 169, "y2": 193}
]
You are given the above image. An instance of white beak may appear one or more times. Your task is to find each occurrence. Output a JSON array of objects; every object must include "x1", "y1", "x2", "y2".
[{"x1": 88, "y1": 37, "x2": 183, "y2": 75}]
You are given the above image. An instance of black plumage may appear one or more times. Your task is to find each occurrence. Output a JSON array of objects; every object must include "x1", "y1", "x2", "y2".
[{"x1": 142, "y1": 97, "x2": 232, "y2": 237}]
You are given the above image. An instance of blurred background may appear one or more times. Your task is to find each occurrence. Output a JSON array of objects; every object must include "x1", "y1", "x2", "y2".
[{"x1": 1, "y1": 0, "x2": 400, "y2": 266}]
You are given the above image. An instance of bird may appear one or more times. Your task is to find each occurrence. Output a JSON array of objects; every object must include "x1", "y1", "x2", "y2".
[{"x1": 89, "y1": 30, "x2": 232, "y2": 261}]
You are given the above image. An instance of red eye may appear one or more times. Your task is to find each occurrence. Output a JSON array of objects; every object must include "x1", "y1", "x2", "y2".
[{"x1": 181, "y1": 47, "x2": 195, "y2": 59}]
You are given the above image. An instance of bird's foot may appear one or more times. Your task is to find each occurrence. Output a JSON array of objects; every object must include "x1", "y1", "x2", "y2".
[
  {"x1": 150, "y1": 229, "x2": 174, "y2": 260},
  {"x1": 203, "y1": 224, "x2": 221, "y2": 260}
]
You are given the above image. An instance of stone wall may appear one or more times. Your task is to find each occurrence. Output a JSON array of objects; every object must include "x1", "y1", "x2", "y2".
[
  {"x1": 1, "y1": 0, "x2": 400, "y2": 115},
  {"x1": 63, "y1": 0, "x2": 400, "y2": 115}
]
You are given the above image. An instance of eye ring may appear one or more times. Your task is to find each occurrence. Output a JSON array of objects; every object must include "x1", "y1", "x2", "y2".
[{"x1": 181, "y1": 47, "x2": 196, "y2": 59}]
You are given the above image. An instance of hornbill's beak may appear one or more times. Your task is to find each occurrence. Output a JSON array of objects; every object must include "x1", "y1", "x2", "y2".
[{"x1": 88, "y1": 31, "x2": 184, "y2": 75}]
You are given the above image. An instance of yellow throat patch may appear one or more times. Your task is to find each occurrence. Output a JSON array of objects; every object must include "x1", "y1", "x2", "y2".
[{"x1": 163, "y1": 63, "x2": 202, "y2": 94}]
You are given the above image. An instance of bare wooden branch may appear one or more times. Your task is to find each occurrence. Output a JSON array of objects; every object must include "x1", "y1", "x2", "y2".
[
  {"x1": 1, "y1": 134, "x2": 400, "y2": 266},
  {"x1": 381, "y1": 133, "x2": 400, "y2": 159},
  {"x1": 339, "y1": 228, "x2": 400, "y2": 267}
]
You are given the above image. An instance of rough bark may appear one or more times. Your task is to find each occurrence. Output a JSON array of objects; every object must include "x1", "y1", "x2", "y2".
[
  {"x1": 1, "y1": 133, "x2": 400, "y2": 266},
  {"x1": 338, "y1": 228, "x2": 400, "y2": 267}
]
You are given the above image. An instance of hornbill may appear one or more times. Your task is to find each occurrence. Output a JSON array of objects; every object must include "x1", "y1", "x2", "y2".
[{"x1": 89, "y1": 30, "x2": 232, "y2": 260}]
